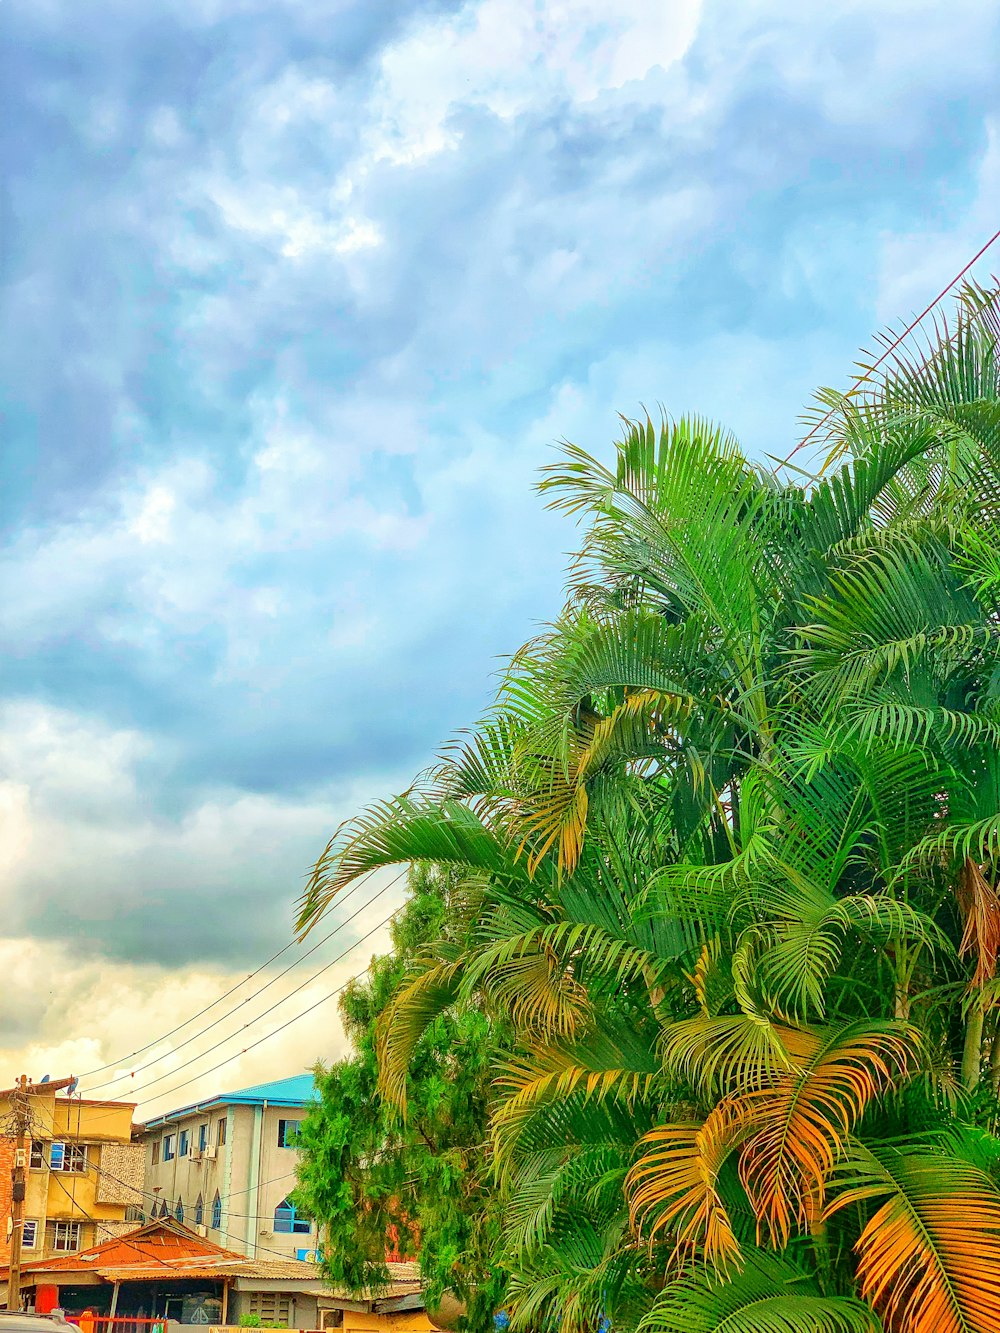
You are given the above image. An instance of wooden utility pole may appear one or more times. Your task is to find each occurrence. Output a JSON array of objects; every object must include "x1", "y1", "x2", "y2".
[
  {"x1": 2, "y1": 1073, "x2": 75, "y2": 1311},
  {"x1": 6, "y1": 1075, "x2": 29, "y2": 1312}
]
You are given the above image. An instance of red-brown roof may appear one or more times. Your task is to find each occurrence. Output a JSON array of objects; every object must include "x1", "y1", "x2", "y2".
[{"x1": 2, "y1": 1220, "x2": 249, "y2": 1280}]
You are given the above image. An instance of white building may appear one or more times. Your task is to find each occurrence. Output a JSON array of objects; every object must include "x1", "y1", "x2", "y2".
[{"x1": 139, "y1": 1074, "x2": 320, "y2": 1261}]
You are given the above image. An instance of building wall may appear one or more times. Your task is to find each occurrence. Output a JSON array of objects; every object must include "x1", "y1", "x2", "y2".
[
  {"x1": 3, "y1": 1093, "x2": 139, "y2": 1263},
  {"x1": 0, "y1": 1135, "x2": 17, "y2": 1265},
  {"x1": 141, "y1": 1103, "x2": 316, "y2": 1260},
  {"x1": 228, "y1": 1288, "x2": 320, "y2": 1329},
  {"x1": 338, "y1": 1312, "x2": 440, "y2": 1333}
]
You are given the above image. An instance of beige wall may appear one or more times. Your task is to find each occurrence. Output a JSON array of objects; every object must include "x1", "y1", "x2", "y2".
[{"x1": 141, "y1": 1103, "x2": 316, "y2": 1259}]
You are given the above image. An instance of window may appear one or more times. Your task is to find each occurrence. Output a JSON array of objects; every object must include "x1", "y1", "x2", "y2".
[
  {"x1": 198, "y1": 1123, "x2": 208, "y2": 1151},
  {"x1": 163, "y1": 1135, "x2": 175, "y2": 1162},
  {"x1": 216, "y1": 1117, "x2": 227, "y2": 1146},
  {"x1": 211, "y1": 1191, "x2": 222, "y2": 1230},
  {"x1": 194, "y1": 1194, "x2": 204, "y2": 1226},
  {"x1": 245, "y1": 1293, "x2": 291, "y2": 1325},
  {"x1": 157, "y1": 1199, "x2": 169, "y2": 1219},
  {"x1": 29, "y1": 1142, "x2": 44, "y2": 1171},
  {"x1": 50, "y1": 1221, "x2": 82, "y2": 1252},
  {"x1": 151, "y1": 1140, "x2": 160, "y2": 1167},
  {"x1": 50, "y1": 1143, "x2": 87, "y2": 1173},
  {"x1": 175, "y1": 1197, "x2": 184, "y2": 1223},
  {"x1": 21, "y1": 1220, "x2": 38, "y2": 1250},
  {"x1": 125, "y1": 1205, "x2": 145, "y2": 1224},
  {"x1": 273, "y1": 1197, "x2": 310, "y2": 1235},
  {"x1": 277, "y1": 1120, "x2": 301, "y2": 1149},
  {"x1": 178, "y1": 1130, "x2": 189, "y2": 1157}
]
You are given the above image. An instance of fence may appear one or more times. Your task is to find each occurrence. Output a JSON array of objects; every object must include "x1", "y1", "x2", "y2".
[{"x1": 65, "y1": 1316, "x2": 168, "y2": 1333}]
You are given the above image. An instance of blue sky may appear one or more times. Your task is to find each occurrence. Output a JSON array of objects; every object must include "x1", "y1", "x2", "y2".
[{"x1": 3, "y1": 0, "x2": 1000, "y2": 1105}]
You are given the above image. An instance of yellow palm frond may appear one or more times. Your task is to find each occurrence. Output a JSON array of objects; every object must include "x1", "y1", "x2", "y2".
[
  {"x1": 737, "y1": 1021, "x2": 916, "y2": 1246},
  {"x1": 627, "y1": 1105, "x2": 747, "y2": 1272},
  {"x1": 831, "y1": 1142, "x2": 1000, "y2": 1333}
]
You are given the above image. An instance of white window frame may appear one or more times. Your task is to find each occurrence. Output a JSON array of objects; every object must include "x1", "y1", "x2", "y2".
[
  {"x1": 21, "y1": 1220, "x2": 38, "y2": 1250},
  {"x1": 50, "y1": 1221, "x2": 82, "y2": 1252},
  {"x1": 50, "y1": 1142, "x2": 88, "y2": 1173}
]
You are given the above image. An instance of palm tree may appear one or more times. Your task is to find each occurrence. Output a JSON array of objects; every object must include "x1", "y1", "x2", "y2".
[{"x1": 297, "y1": 289, "x2": 1000, "y2": 1333}]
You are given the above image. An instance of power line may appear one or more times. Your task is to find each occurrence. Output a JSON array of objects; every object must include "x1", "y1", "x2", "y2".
[
  {"x1": 44, "y1": 1168, "x2": 177, "y2": 1272},
  {"x1": 781, "y1": 225, "x2": 1000, "y2": 466},
  {"x1": 78, "y1": 867, "x2": 387, "y2": 1080},
  {"x1": 82, "y1": 878, "x2": 401, "y2": 1108},
  {"x1": 80, "y1": 903, "x2": 399, "y2": 1124},
  {"x1": 73, "y1": 1156, "x2": 314, "y2": 1268},
  {"x1": 77, "y1": 1156, "x2": 301, "y2": 1226},
  {"x1": 86, "y1": 869, "x2": 405, "y2": 1094}
]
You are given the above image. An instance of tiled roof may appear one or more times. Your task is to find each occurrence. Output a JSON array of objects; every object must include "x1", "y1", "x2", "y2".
[
  {"x1": 141, "y1": 1073, "x2": 317, "y2": 1128},
  {"x1": 4, "y1": 1222, "x2": 423, "y2": 1303}
]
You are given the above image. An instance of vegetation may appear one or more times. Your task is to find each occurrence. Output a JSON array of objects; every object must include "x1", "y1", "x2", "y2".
[
  {"x1": 294, "y1": 865, "x2": 507, "y2": 1331},
  {"x1": 297, "y1": 288, "x2": 1000, "y2": 1333}
]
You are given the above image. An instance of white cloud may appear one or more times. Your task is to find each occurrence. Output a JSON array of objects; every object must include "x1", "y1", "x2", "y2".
[{"x1": 367, "y1": 0, "x2": 703, "y2": 164}]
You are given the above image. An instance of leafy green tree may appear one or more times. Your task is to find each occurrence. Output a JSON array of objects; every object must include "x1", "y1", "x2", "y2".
[
  {"x1": 294, "y1": 865, "x2": 507, "y2": 1333},
  {"x1": 297, "y1": 289, "x2": 1000, "y2": 1333}
]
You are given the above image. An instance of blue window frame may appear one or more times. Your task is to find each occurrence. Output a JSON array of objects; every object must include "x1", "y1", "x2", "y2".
[
  {"x1": 211, "y1": 1192, "x2": 222, "y2": 1230},
  {"x1": 194, "y1": 1194, "x2": 204, "y2": 1226},
  {"x1": 274, "y1": 1197, "x2": 310, "y2": 1234},
  {"x1": 277, "y1": 1119, "x2": 301, "y2": 1149},
  {"x1": 175, "y1": 1197, "x2": 184, "y2": 1223},
  {"x1": 198, "y1": 1123, "x2": 208, "y2": 1151},
  {"x1": 178, "y1": 1130, "x2": 189, "y2": 1157},
  {"x1": 49, "y1": 1143, "x2": 86, "y2": 1173},
  {"x1": 163, "y1": 1135, "x2": 175, "y2": 1162}
]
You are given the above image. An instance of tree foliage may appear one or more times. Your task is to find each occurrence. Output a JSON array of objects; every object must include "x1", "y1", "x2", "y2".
[
  {"x1": 297, "y1": 287, "x2": 1000, "y2": 1333},
  {"x1": 294, "y1": 864, "x2": 507, "y2": 1333}
]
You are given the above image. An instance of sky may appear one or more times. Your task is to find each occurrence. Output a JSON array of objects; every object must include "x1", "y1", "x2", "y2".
[{"x1": 2, "y1": 0, "x2": 1000, "y2": 1117}]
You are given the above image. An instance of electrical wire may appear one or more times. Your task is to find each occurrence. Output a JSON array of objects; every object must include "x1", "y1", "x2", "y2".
[
  {"x1": 44, "y1": 1168, "x2": 177, "y2": 1272},
  {"x1": 85, "y1": 869, "x2": 406, "y2": 1094},
  {"x1": 80, "y1": 1156, "x2": 303, "y2": 1226},
  {"x1": 781, "y1": 224, "x2": 1000, "y2": 466},
  {"x1": 76, "y1": 1156, "x2": 316, "y2": 1267},
  {"x1": 80, "y1": 902, "x2": 398, "y2": 1124},
  {"x1": 81, "y1": 878, "x2": 401, "y2": 1108}
]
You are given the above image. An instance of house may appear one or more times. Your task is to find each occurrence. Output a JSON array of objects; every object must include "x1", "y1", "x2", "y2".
[
  {"x1": 0, "y1": 1078, "x2": 144, "y2": 1263},
  {"x1": 0, "y1": 1219, "x2": 440, "y2": 1333},
  {"x1": 139, "y1": 1075, "x2": 319, "y2": 1261}
]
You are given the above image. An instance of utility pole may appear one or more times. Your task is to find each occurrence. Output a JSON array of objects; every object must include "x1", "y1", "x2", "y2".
[
  {"x1": 1, "y1": 1074, "x2": 76, "y2": 1311},
  {"x1": 6, "y1": 1075, "x2": 29, "y2": 1312}
]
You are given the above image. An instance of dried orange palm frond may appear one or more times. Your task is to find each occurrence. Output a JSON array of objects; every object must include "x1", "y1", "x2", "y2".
[
  {"x1": 831, "y1": 1142, "x2": 1000, "y2": 1333},
  {"x1": 626, "y1": 1104, "x2": 748, "y2": 1273},
  {"x1": 958, "y1": 856, "x2": 1000, "y2": 991},
  {"x1": 737, "y1": 1020, "x2": 916, "y2": 1247}
]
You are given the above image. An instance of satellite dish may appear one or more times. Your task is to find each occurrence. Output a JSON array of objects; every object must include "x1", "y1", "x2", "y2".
[
  {"x1": 40, "y1": 1075, "x2": 50, "y2": 1084},
  {"x1": 67, "y1": 1078, "x2": 79, "y2": 1095}
]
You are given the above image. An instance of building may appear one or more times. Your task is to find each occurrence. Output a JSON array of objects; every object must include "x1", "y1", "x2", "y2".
[
  {"x1": 0, "y1": 1218, "x2": 440, "y2": 1333},
  {"x1": 0, "y1": 1078, "x2": 144, "y2": 1265},
  {"x1": 139, "y1": 1075, "x2": 319, "y2": 1261}
]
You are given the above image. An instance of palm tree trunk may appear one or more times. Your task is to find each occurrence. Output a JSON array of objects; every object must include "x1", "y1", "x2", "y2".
[{"x1": 963, "y1": 1005, "x2": 985, "y2": 1091}]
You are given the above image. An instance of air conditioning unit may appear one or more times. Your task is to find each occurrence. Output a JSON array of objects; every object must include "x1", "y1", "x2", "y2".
[
  {"x1": 203, "y1": 1145, "x2": 217, "y2": 1160},
  {"x1": 190, "y1": 1148, "x2": 202, "y2": 1162},
  {"x1": 196, "y1": 1225, "x2": 208, "y2": 1238},
  {"x1": 258, "y1": 1228, "x2": 273, "y2": 1237}
]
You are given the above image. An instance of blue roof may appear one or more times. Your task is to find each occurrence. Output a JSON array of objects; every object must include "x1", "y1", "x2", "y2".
[{"x1": 142, "y1": 1073, "x2": 317, "y2": 1130}]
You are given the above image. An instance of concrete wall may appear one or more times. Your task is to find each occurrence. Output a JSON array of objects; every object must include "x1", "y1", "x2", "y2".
[
  {"x1": 228, "y1": 1289, "x2": 320, "y2": 1329},
  {"x1": 141, "y1": 1103, "x2": 316, "y2": 1259}
]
